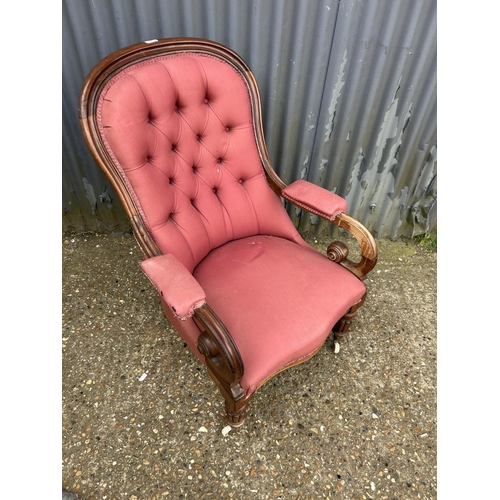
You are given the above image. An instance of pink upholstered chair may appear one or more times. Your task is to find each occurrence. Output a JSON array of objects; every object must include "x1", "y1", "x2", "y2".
[{"x1": 79, "y1": 38, "x2": 377, "y2": 427}]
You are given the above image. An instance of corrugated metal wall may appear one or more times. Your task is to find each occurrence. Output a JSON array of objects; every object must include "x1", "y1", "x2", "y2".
[{"x1": 63, "y1": 0, "x2": 436, "y2": 239}]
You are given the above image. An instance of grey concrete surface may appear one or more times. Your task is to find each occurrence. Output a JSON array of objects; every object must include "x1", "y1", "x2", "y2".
[{"x1": 62, "y1": 231, "x2": 436, "y2": 499}]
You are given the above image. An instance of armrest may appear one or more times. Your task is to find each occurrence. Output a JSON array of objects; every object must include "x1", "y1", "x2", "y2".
[
  {"x1": 282, "y1": 179, "x2": 348, "y2": 221},
  {"x1": 282, "y1": 179, "x2": 377, "y2": 280},
  {"x1": 140, "y1": 254, "x2": 246, "y2": 405},
  {"x1": 140, "y1": 254, "x2": 206, "y2": 320}
]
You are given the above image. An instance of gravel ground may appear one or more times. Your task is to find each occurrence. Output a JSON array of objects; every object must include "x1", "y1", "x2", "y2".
[{"x1": 62, "y1": 230, "x2": 437, "y2": 500}]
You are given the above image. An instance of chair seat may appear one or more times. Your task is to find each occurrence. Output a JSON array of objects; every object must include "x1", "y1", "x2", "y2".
[{"x1": 194, "y1": 235, "x2": 366, "y2": 395}]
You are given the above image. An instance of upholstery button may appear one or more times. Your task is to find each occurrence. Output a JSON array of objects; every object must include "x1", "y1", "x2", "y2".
[
  {"x1": 212, "y1": 187, "x2": 217, "y2": 194},
  {"x1": 217, "y1": 157, "x2": 222, "y2": 164},
  {"x1": 225, "y1": 126, "x2": 230, "y2": 132},
  {"x1": 238, "y1": 179, "x2": 243, "y2": 184},
  {"x1": 203, "y1": 98, "x2": 209, "y2": 104},
  {"x1": 196, "y1": 134, "x2": 201, "y2": 141}
]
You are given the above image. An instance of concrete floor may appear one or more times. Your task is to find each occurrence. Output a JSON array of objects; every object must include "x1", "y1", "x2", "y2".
[{"x1": 62, "y1": 231, "x2": 436, "y2": 499}]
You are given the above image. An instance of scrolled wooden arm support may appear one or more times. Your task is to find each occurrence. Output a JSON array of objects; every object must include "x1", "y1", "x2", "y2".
[
  {"x1": 195, "y1": 304, "x2": 249, "y2": 427},
  {"x1": 329, "y1": 213, "x2": 378, "y2": 280},
  {"x1": 278, "y1": 180, "x2": 377, "y2": 281},
  {"x1": 195, "y1": 304, "x2": 245, "y2": 397}
]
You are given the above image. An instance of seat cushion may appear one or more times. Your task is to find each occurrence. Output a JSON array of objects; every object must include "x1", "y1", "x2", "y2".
[{"x1": 193, "y1": 235, "x2": 366, "y2": 395}]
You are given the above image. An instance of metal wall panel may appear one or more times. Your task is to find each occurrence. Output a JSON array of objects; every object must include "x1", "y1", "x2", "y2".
[{"x1": 63, "y1": 0, "x2": 436, "y2": 239}]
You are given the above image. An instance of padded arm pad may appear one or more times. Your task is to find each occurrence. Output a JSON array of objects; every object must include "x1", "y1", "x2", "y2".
[
  {"x1": 282, "y1": 180, "x2": 348, "y2": 221},
  {"x1": 140, "y1": 254, "x2": 206, "y2": 320}
]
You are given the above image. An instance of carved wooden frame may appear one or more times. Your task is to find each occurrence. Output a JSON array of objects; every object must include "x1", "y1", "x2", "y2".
[{"x1": 79, "y1": 38, "x2": 378, "y2": 428}]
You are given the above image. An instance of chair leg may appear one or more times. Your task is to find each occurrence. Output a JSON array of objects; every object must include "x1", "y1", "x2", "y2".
[
  {"x1": 333, "y1": 294, "x2": 366, "y2": 341},
  {"x1": 206, "y1": 369, "x2": 251, "y2": 427},
  {"x1": 201, "y1": 364, "x2": 251, "y2": 428},
  {"x1": 224, "y1": 394, "x2": 251, "y2": 428}
]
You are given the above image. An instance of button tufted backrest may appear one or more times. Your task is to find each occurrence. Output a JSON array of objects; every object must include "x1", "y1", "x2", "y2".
[{"x1": 96, "y1": 51, "x2": 302, "y2": 272}]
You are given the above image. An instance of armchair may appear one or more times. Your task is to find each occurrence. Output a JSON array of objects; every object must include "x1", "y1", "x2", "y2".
[{"x1": 79, "y1": 38, "x2": 377, "y2": 428}]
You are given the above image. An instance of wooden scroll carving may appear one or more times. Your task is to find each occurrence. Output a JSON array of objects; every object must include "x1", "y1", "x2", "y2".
[
  {"x1": 327, "y1": 241, "x2": 350, "y2": 263},
  {"x1": 327, "y1": 214, "x2": 378, "y2": 281},
  {"x1": 194, "y1": 304, "x2": 250, "y2": 427}
]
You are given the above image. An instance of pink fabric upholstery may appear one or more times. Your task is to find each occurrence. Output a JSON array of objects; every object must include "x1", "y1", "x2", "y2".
[
  {"x1": 282, "y1": 180, "x2": 348, "y2": 221},
  {"x1": 160, "y1": 297, "x2": 206, "y2": 365},
  {"x1": 193, "y1": 235, "x2": 366, "y2": 395},
  {"x1": 140, "y1": 254, "x2": 206, "y2": 320},
  {"x1": 94, "y1": 50, "x2": 366, "y2": 399},
  {"x1": 97, "y1": 53, "x2": 305, "y2": 273}
]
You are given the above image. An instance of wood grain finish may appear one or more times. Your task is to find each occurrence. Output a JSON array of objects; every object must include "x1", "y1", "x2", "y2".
[
  {"x1": 327, "y1": 241, "x2": 350, "y2": 263},
  {"x1": 331, "y1": 213, "x2": 378, "y2": 280}
]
